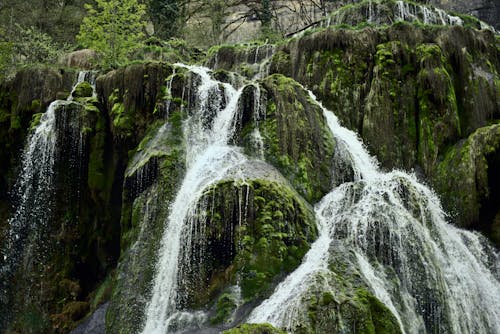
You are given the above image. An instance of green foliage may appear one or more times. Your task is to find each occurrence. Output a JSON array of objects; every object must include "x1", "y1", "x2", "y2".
[
  {"x1": 77, "y1": 0, "x2": 146, "y2": 69},
  {"x1": 0, "y1": 39, "x2": 12, "y2": 81},
  {"x1": 210, "y1": 293, "x2": 237, "y2": 324},
  {"x1": 148, "y1": 0, "x2": 180, "y2": 39},
  {"x1": 0, "y1": 0, "x2": 88, "y2": 44},
  {"x1": 10, "y1": 24, "x2": 66, "y2": 66}
]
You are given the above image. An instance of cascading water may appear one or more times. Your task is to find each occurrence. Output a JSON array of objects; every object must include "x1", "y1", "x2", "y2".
[
  {"x1": 394, "y1": 0, "x2": 463, "y2": 26},
  {"x1": 0, "y1": 71, "x2": 96, "y2": 322},
  {"x1": 141, "y1": 64, "x2": 250, "y2": 333},
  {"x1": 249, "y1": 84, "x2": 265, "y2": 160},
  {"x1": 248, "y1": 89, "x2": 500, "y2": 333}
]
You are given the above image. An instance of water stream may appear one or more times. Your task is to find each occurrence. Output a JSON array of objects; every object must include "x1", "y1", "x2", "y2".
[
  {"x1": 141, "y1": 65, "x2": 249, "y2": 333},
  {"x1": 0, "y1": 71, "x2": 96, "y2": 324},
  {"x1": 248, "y1": 89, "x2": 500, "y2": 333}
]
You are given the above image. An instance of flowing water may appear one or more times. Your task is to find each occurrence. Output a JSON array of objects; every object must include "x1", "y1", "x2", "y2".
[
  {"x1": 0, "y1": 71, "x2": 96, "y2": 324},
  {"x1": 248, "y1": 89, "x2": 500, "y2": 333},
  {"x1": 395, "y1": 0, "x2": 463, "y2": 26},
  {"x1": 140, "y1": 62, "x2": 499, "y2": 333},
  {"x1": 141, "y1": 65, "x2": 250, "y2": 334}
]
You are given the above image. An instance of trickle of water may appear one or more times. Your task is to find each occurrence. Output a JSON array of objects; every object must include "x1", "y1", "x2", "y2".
[
  {"x1": 0, "y1": 71, "x2": 97, "y2": 321},
  {"x1": 248, "y1": 86, "x2": 500, "y2": 334},
  {"x1": 394, "y1": 1, "x2": 463, "y2": 26},
  {"x1": 164, "y1": 68, "x2": 177, "y2": 118},
  {"x1": 254, "y1": 45, "x2": 260, "y2": 64},
  {"x1": 250, "y1": 84, "x2": 265, "y2": 159},
  {"x1": 141, "y1": 64, "x2": 250, "y2": 334},
  {"x1": 68, "y1": 70, "x2": 98, "y2": 100},
  {"x1": 253, "y1": 45, "x2": 276, "y2": 80}
]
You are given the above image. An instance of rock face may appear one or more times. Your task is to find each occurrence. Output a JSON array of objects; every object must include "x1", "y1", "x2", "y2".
[
  {"x1": 269, "y1": 24, "x2": 499, "y2": 239},
  {"x1": 433, "y1": 124, "x2": 500, "y2": 244},
  {"x1": 60, "y1": 49, "x2": 99, "y2": 70},
  {"x1": 430, "y1": 0, "x2": 500, "y2": 30},
  {"x1": 69, "y1": 303, "x2": 108, "y2": 334},
  {"x1": 0, "y1": 2, "x2": 499, "y2": 334},
  {"x1": 209, "y1": 20, "x2": 500, "y2": 243}
]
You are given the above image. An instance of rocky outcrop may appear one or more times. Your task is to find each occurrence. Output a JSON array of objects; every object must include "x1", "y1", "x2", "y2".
[
  {"x1": 263, "y1": 23, "x2": 499, "y2": 240},
  {"x1": 206, "y1": 8, "x2": 500, "y2": 244},
  {"x1": 431, "y1": 0, "x2": 500, "y2": 30},
  {"x1": 237, "y1": 75, "x2": 336, "y2": 203},
  {"x1": 60, "y1": 49, "x2": 99, "y2": 70},
  {"x1": 433, "y1": 124, "x2": 500, "y2": 243},
  {"x1": 0, "y1": 66, "x2": 76, "y2": 238},
  {"x1": 1, "y1": 2, "x2": 499, "y2": 333}
]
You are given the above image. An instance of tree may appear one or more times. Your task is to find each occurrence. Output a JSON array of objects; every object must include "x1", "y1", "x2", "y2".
[
  {"x1": 11, "y1": 24, "x2": 64, "y2": 64},
  {"x1": 149, "y1": 0, "x2": 181, "y2": 39},
  {"x1": 0, "y1": 31, "x2": 12, "y2": 80},
  {"x1": 0, "y1": 0, "x2": 88, "y2": 44},
  {"x1": 77, "y1": 0, "x2": 146, "y2": 68}
]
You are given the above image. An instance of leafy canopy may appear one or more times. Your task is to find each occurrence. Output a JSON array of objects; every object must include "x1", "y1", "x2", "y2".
[{"x1": 77, "y1": 0, "x2": 146, "y2": 68}]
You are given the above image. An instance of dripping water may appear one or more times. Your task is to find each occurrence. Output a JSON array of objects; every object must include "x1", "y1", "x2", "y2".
[
  {"x1": 141, "y1": 64, "x2": 250, "y2": 334},
  {"x1": 0, "y1": 71, "x2": 97, "y2": 326},
  {"x1": 248, "y1": 88, "x2": 500, "y2": 334}
]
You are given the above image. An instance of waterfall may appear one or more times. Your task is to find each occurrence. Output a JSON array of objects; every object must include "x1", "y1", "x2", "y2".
[
  {"x1": 0, "y1": 71, "x2": 96, "y2": 321},
  {"x1": 248, "y1": 89, "x2": 500, "y2": 333},
  {"x1": 394, "y1": 1, "x2": 463, "y2": 26},
  {"x1": 141, "y1": 64, "x2": 249, "y2": 333},
  {"x1": 249, "y1": 84, "x2": 265, "y2": 160}
]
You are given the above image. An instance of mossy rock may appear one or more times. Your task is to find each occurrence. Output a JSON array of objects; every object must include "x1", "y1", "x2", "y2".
[
  {"x1": 238, "y1": 75, "x2": 335, "y2": 203},
  {"x1": 158, "y1": 175, "x2": 317, "y2": 327},
  {"x1": 268, "y1": 22, "x2": 499, "y2": 178},
  {"x1": 96, "y1": 62, "x2": 176, "y2": 143},
  {"x1": 210, "y1": 292, "x2": 238, "y2": 325},
  {"x1": 107, "y1": 117, "x2": 186, "y2": 334},
  {"x1": 363, "y1": 40, "x2": 418, "y2": 169},
  {"x1": 72, "y1": 81, "x2": 93, "y2": 98},
  {"x1": 206, "y1": 43, "x2": 276, "y2": 77},
  {"x1": 433, "y1": 124, "x2": 500, "y2": 245},
  {"x1": 266, "y1": 247, "x2": 402, "y2": 334},
  {"x1": 223, "y1": 323, "x2": 287, "y2": 334}
]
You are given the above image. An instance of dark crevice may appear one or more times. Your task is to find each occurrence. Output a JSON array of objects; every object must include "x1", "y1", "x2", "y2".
[
  {"x1": 479, "y1": 151, "x2": 500, "y2": 239},
  {"x1": 414, "y1": 88, "x2": 420, "y2": 163}
]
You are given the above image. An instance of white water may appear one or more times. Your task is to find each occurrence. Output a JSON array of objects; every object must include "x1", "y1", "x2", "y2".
[
  {"x1": 141, "y1": 65, "x2": 249, "y2": 333},
  {"x1": 4, "y1": 71, "x2": 94, "y2": 259},
  {"x1": 0, "y1": 71, "x2": 96, "y2": 312},
  {"x1": 395, "y1": 1, "x2": 463, "y2": 26},
  {"x1": 249, "y1": 84, "x2": 265, "y2": 159},
  {"x1": 248, "y1": 87, "x2": 500, "y2": 333},
  {"x1": 5, "y1": 100, "x2": 61, "y2": 247}
]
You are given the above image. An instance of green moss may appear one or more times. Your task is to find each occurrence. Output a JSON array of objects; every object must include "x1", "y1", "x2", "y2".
[
  {"x1": 72, "y1": 81, "x2": 93, "y2": 99},
  {"x1": 10, "y1": 113, "x2": 21, "y2": 130},
  {"x1": 29, "y1": 112, "x2": 43, "y2": 131},
  {"x1": 111, "y1": 101, "x2": 133, "y2": 136},
  {"x1": 90, "y1": 273, "x2": 115, "y2": 310},
  {"x1": 210, "y1": 293, "x2": 238, "y2": 324},
  {"x1": 433, "y1": 124, "x2": 500, "y2": 238},
  {"x1": 200, "y1": 179, "x2": 317, "y2": 301},
  {"x1": 270, "y1": 51, "x2": 292, "y2": 77},
  {"x1": 223, "y1": 323, "x2": 287, "y2": 334},
  {"x1": 244, "y1": 75, "x2": 335, "y2": 203},
  {"x1": 353, "y1": 289, "x2": 401, "y2": 334},
  {"x1": 86, "y1": 104, "x2": 111, "y2": 200}
]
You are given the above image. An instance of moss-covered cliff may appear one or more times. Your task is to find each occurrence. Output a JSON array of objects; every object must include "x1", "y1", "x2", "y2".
[
  {"x1": 208, "y1": 15, "x2": 500, "y2": 243},
  {"x1": 0, "y1": 1, "x2": 499, "y2": 333}
]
